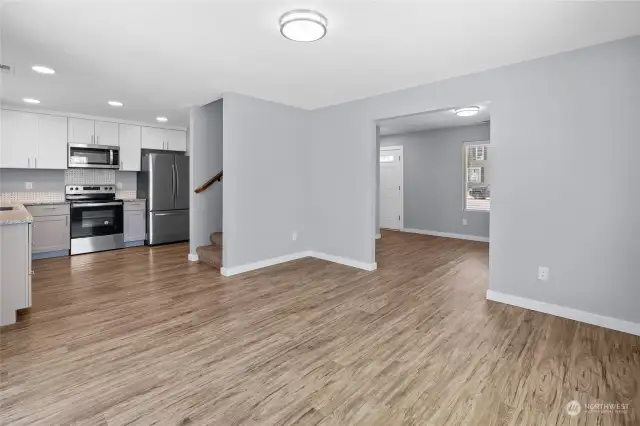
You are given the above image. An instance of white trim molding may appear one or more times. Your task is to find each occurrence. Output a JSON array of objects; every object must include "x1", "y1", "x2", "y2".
[
  {"x1": 220, "y1": 251, "x2": 377, "y2": 277},
  {"x1": 187, "y1": 253, "x2": 199, "y2": 262},
  {"x1": 402, "y1": 228, "x2": 489, "y2": 243},
  {"x1": 221, "y1": 251, "x2": 313, "y2": 277},
  {"x1": 310, "y1": 251, "x2": 377, "y2": 271},
  {"x1": 487, "y1": 290, "x2": 640, "y2": 337}
]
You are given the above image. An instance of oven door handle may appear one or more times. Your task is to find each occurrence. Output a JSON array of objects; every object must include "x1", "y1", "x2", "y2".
[{"x1": 72, "y1": 202, "x2": 123, "y2": 208}]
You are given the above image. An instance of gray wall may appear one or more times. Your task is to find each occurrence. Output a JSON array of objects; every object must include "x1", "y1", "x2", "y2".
[
  {"x1": 0, "y1": 169, "x2": 65, "y2": 192},
  {"x1": 309, "y1": 36, "x2": 640, "y2": 324},
  {"x1": 223, "y1": 93, "x2": 309, "y2": 269},
  {"x1": 189, "y1": 99, "x2": 223, "y2": 256},
  {"x1": 380, "y1": 123, "x2": 490, "y2": 238}
]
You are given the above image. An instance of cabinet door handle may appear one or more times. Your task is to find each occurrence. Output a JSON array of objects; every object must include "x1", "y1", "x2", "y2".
[
  {"x1": 34, "y1": 157, "x2": 37, "y2": 168},
  {"x1": 65, "y1": 216, "x2": 68, "y2": 226}
]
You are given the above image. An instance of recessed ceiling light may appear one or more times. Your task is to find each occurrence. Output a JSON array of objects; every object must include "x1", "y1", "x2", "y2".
[
  {"x1": 280, "y1": 10, "x2": 327, "y2": 42},
  {"x1": 454, "y1": 106, "x2": 480, "y2": 117},
  {"x1": 23, "y1": 98, "x2": 41, "y2": 104},
  {"x1": 108, "y1": 101, "x2": 123, "y2": 107},
  {"x1": 32, "y1": 65, "x2": 55, "y2": 74},
  {"x1": 156, "y1": 116, "x2": 168, "y2": 122}
]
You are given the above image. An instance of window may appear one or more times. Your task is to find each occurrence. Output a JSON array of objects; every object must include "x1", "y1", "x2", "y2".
[
  {"x1": 464, "y1": 143, "x2": 490, "y2": 211},
  {"x1": 380, "y1": 155, "x2": 394, "y2": 163}
]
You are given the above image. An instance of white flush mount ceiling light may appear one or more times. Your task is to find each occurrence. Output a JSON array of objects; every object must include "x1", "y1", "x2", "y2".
[
  {"x1": 156, "y1": 116, "x2": 168, "y2": 122},
  {"x1": 108, "y1": 100, "x2": 123, "y2": 107},
  {"x1": 280, "y1": 10, "x2": 327, "y2": 42},
  {"x1": 32, "y1": 65, "x2": 55, "y2": 74},
  {"x1": 23, "y1": 98, "x2": 41, "y2": 104},
  {"x1": 455, "y1": 106, "x2": 480, "y2": 117}
]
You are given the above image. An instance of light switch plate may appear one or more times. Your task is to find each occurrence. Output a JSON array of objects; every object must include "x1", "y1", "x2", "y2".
[
  {"x1": 117, "y1": 182, "x2": 123, "y2": 189},
  {"x1": 25, "y1": 182, "x2": 33, "y2": 190},
  {"x1": 462, "y1": 218, "x2": 468, "y2": 226}
]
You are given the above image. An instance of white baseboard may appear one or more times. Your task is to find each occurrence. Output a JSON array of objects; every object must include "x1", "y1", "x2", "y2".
[
  {"x1": 221, "y1": 251, "x2": 312, "y2": 277},
  {"x1": 402, "y1": 228, "x2": 489, "y2": 243},
  {"x1": 187, "y1": 253, "x2": 199, "y2": 262},
  {"x1": 375, "y1": 233, "x2": 381, "y2": 239},
  {"x1": 220, "y1": 250, "x2": 377, "y2": 277},
  {"x1": 486, "y1": 290, "x2": 640, "y2": 337},
  {"x1": 310, "y1": 251, "x2": 377, "y2": 271}
]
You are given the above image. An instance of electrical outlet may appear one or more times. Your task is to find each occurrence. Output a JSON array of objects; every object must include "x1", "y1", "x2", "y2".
[
  {"x1": 292, "y1": 231, "x2": 297, "y2": 241},
  {"x1": 462, "y1": 218, "x2": 468, "y2": 226},
  {"x1": 538, "y1": 266, "x2": 549, "y2": 281},
  {"x1": 116, "y1": 182, "x2": 123, "y2": 189},
  {"x1": 25, "y1": 182, "x2": 33, "y2": 190}
]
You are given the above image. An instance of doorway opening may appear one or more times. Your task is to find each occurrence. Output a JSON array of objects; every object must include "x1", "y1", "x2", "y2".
[{"x1": 374, "y1": 102, "x2": 491, "y2": 270}]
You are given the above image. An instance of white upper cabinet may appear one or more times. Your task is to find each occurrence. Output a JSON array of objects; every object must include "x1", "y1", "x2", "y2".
[
  {"x1": 1, "y1": 110, "x2": 38, "y2": 168},
  {"x1": 68, "y1": 118, "x2": 95, "y2": 144},
  {"x1": 35, "y1": 115, "x2": 68, "y2": 169},
  {"x1": 141, "y1": 127, "x2": 165, "y2": 150},
  {"x1": 166, "y1": 129, "x2": 187, "y2": 152},
  {"x1": 1, "y1": 110, "x2": 67, "y2": 169},
  {"x1": 95, "y1": 121, "x2": 119, "y2": 146},
  {"x1": 119, "y1": 124, "x2": 141, "y2": 171},
  {"x1": 2, "y1": 109, "x2": 186, "y2": 169},
  {"x1": 141, "y1": 127, "x2": 187, "y2": 152}
]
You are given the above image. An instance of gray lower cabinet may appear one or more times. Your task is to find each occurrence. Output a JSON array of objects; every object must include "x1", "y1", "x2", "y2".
[
  {"x1": 26, "y1": 204, "x2": 71, "y2": 258},
  {"x1": 32, "y1": 215, "x2": 70, "y2": 253},
  {"x1": 124, "y1": 201, "x2": 146, "y2": 243}
]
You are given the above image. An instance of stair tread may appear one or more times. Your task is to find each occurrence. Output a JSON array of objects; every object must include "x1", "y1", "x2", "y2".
[
  {"x1": 196, "y1": 245, "x2": 222, "y2": 269},
  {"x1": 209, "y1": 232, "x2": 223, "y2": 247}
]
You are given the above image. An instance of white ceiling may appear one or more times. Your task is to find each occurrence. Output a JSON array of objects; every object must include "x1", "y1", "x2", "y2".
[
  {"x1": 378, "y1": 103, "x2": 490, "y2": 136},
  {"x1": 2, "y1": 1, "x2": 639, "y2": 127}
]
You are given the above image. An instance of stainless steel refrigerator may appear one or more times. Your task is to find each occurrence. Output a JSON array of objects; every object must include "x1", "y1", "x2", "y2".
[{"x1": 137, "y1": 153, "x2": 189, "y2": 245}]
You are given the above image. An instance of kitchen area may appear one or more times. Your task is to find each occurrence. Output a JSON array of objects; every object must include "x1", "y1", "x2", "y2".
[{"x1": 0, "y1": 109, "x2": 190, "y2": 326}]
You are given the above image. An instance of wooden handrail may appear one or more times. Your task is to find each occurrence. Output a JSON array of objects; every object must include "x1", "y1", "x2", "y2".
[{"x1": 194, "y1": 171, "x2": 223, "y2": 194}]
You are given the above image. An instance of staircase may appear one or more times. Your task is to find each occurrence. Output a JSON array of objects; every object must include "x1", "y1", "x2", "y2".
[
  {"x1": 196, "y1": 232, "x2": 223, "y2": 269},
  {"x1": 194, "y1": 170, "x2": 224, "y2": 270}
]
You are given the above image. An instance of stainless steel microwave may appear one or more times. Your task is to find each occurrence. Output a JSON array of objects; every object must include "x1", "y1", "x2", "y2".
[{"x1": 68, "y1": 144, "x2": 120, "y2": 169}]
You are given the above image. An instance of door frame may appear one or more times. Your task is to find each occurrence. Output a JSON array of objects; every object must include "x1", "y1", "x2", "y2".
[{"x1": 379, "y1": 145, "x2": 404, "y2": 230}]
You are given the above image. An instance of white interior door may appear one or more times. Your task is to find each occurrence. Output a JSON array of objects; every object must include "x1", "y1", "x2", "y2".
[{"x1": 379, "y1": 147, "x2": 403, "y2": 230}]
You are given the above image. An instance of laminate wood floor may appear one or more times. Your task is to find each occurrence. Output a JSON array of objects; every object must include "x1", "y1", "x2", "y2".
[{"x1": 1, "y1": 231, "x2": 639, "y2": 425}]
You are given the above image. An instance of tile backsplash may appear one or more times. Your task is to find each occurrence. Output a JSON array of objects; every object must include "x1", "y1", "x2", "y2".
[
  {"x1": 1, "y1": 191, "x2": 66, "y2": 203},
  {"x1": 65, "y1": 169, "x2": 115, "y2": 185},
  {"x1": 1, "y1": 169, "x2": 138, "y2": 202}
]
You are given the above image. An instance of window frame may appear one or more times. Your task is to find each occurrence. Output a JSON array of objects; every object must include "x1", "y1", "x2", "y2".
[{"x1": 462, "y1": 141, "x2": 491, "y2": 212}]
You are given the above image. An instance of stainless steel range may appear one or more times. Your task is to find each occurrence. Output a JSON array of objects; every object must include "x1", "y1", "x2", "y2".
[{"x1": 66, "y1": 185, "x2": 124, "y2": 255}]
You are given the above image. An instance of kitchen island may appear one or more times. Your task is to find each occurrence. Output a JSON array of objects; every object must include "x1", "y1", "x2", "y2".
[{"x1": 0, "y1": 204, "x2": 33, "y2": 326}]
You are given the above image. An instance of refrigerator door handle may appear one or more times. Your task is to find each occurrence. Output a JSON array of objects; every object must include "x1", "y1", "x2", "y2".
[
  {"x1": 175, "y1": 161, "x2": 180, "y2": 200},
  {"x1": 171, "y1": 163, "x2": 176, "y2": 202}
]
